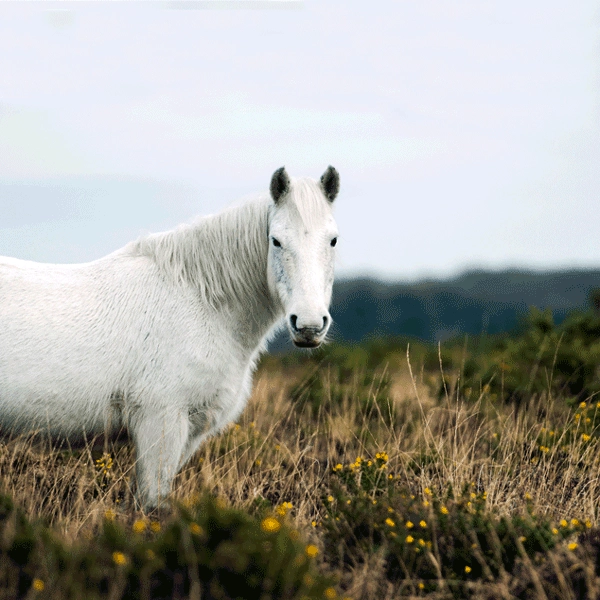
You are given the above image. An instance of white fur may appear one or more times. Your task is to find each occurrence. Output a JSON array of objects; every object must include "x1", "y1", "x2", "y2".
[{"x1": 0, "y1": 173, "x2": 338, "y2": 508}]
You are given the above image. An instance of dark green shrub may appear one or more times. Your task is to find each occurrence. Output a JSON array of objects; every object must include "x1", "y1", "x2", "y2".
[
  {"x1": 0, "y1": 493, "x2": 336, "y2": 600},
  {"x1": 320, "y1": 467, "x2": 586, "y2": 593}
]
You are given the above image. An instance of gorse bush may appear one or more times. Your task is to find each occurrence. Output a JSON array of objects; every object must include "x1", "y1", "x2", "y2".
[
  {"x1": 0, "y1": 493, "x2": 336, "y2": 600},
  {"x1": 320, "y1": 461, "x2": 591, "y2": 595},
  {"x1": 431, "y1": 308, "x2": 600, "y2": 405}
]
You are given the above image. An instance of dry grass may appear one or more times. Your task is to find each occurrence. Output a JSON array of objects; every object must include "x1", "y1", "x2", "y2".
[{"x1": 0, "y1": 353, "x2": 599, "y2": 597}]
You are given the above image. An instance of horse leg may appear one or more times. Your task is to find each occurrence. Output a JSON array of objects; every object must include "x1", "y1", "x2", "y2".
[{"x1": 131, "y1": 409, "x2": 189, "y2": 510}]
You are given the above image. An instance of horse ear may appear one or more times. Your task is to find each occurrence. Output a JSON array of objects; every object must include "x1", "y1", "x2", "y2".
[
  {"x1": 320, "y1": 165, "x2": 340, "y2": 202},
  {"x1": 270, "y1": 166, "x2": 290, "y2": 205}
]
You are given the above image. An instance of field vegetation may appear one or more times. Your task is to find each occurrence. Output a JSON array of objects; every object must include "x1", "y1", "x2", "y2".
[{"x1": 0, "y1": 309, "x2": 599, "y2": 598}]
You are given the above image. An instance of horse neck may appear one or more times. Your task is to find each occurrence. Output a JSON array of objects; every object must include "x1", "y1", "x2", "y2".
[{"x1": 184, "y1": 199, "x2": 282, "y2": 346}]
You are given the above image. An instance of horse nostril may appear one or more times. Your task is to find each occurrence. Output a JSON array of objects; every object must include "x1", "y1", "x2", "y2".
[
  {"x1": 322, "y1": 316, "x2": 328, "y2": 331},
  {"x1": 290, "y1": 314, "x2": 298, "y2": 331}
]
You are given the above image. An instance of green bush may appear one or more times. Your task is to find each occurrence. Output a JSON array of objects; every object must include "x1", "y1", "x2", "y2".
[
  {"x1": 441, "y1": 309, "x2": 600, "y2": 404},
  {"x1": 319, "y1": 463, "x2": 587, "y2": 593},
  {"x1": 0, "y1": 493, "x2": 337, "y2": 600}
]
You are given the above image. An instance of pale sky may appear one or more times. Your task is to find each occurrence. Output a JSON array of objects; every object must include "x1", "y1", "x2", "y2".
[{"x1": 0, "y1": 0, "x2": 599, "y2": 279}]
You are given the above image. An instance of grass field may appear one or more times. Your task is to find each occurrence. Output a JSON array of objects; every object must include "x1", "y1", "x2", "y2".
[{"x1": 0, "y1": 329, "x2": 600, "y2": 598}]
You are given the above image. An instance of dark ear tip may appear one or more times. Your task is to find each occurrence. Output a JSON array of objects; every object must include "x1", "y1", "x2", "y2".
[
  {"x1": 270, "y1": 166, "x2": 290, "y2": 204},
  {"x1": 320, "y1": 165, "x2": 340, "y2": 202}
]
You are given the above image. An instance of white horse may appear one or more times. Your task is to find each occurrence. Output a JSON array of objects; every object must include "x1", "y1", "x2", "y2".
[{"x1": 0, "y1": 166, "x2": 340, "y2": 509}]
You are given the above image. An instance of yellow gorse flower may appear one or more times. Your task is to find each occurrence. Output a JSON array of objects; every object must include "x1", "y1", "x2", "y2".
[
  {"x1": 132, "y1": 519, "x2": 146, "y2": 533},
  {"x1": 95, "y1": 453, "x2": 113, "y2": 477},
  {"x1": 189, "y1": 522, "x2": 203, "y2": 535},
  {"x1": 261, "y1": 517, "x2": 281, "y2": 533},
  {"x1": 276, "y1": 501, "x2": 293, "y2": 516}
]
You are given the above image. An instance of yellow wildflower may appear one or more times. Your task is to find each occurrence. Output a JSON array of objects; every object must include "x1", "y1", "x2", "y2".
[
  {"x1": 418, "y1": 582, "x2": 425, "y2": 589},
  {"x1": 112, "y1": 551, "x2": 127, "y2": 566},
  {"x1": 189, "y1": 522, "x2": 203, "y2": 535},
  {"x1": 324, "y1": 588, "x2": 337, "y2": 599},
  {"x1": 32, "y1": 579, "x2": 45, "y2": 592},
  {"x1": 424, "y1": 487, "x2": 432, "y2": 496},
  {"x1": 465, "y1": 566, "x2": 472, "y2": 574},
  {"x1": 405, "y1": 520, "x2": 414, "y2": 528},
  {"x1": 582, "y1": 434, "x2": 591, "y2": 442},
  {"x1": 571, "y1": 519, "x2": 579, "y2": 526},
  {"x1": 419, "y1": 520, "x2": 427, "y2": 528},
  {"x1": 305, "y1": 544, "x2": 319, "y2": 558},
  {"x1": 405, "y1": 535, "x2": 414, "y2": 543},
  {"x1": 560, "y1": 519, "x2": 568, "y2": 528},
  {"x1": 327, "y1": 495, "x2": 334, "y2": 503},
  {"x1": 132, "y1": 519, "x2": 147, "y2": 534},
  {"x1": 150, "y1": 521, "x2": 161, "y2": 533},
  {"x1": 385, "y1": 518, "x2": 395, "y2": 527},
  {"x1": 580, "y1": 402, "x2": 587, "y2": 409},
  {"x1": 586, "y1": 520, "x2": 592, "y2": 528},
  {"x1": 441, "y1": 506, "x2": 449, "y2": 515},
  {"x1": 552, "y1": 528, "x2": 559, "y2": 534},
  {"x1": 333, "y1": 464, "x2": 343, "y2": 471},
  {"x1": 261, "y1": 517, "x2": 281, "y2": 533},
  {"x1": 568, "y1": 542, "x2": 578, "y2": 551}
]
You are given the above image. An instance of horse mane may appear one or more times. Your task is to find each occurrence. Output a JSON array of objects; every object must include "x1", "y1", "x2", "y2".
[
  {"x1": 130, "y1": 177, "x2": 329, "y2": 310},
  {"x1": 131, "y1": 195, "x2": 273, "y2": 309}
]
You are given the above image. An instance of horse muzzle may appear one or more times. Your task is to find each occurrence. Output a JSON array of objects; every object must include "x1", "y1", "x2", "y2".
[{"x1": 288, "y1": 313, "x2": 329, "y2": 348}]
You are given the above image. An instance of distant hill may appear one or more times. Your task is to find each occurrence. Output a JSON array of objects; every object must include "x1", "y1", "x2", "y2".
[{"x1": 271, "y1": 269, "x2": 600, "y2": 350}]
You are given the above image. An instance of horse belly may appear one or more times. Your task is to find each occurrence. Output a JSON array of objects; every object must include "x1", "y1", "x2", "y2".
[{"x1": 0, "y1": 261, "x2": 133, "y2": 440}]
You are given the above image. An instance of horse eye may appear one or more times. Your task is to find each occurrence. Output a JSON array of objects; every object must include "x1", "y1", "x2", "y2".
[
  {"x1": 272, "y1": 238, "x2": 281, "y2": 247},
  {"x1": 330, "y1": 237, "x2": 338, "y2": 247}
]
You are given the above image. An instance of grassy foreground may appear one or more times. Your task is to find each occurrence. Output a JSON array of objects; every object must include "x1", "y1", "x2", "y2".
[{"x1": 0, "y1": 320, "x2": 600, "y2": 598}]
